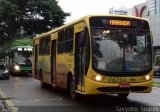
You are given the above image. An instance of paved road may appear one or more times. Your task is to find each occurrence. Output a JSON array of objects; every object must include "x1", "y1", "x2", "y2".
[
  {"x1": 0, "y1": 76, "x2": 160, "y2": 112},
  {"x1": 154, "y1": 78, "x2": 160, "y2": 82}
]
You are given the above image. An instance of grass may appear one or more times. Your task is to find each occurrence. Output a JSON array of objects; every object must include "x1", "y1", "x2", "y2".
[{"x1": 153, "y1": 81, "x2": 160, "y2": 88}]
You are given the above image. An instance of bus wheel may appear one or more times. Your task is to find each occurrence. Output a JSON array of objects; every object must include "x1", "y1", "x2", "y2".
[
  {"x1": 69, "y1": 77, "x2": 78, "y2": 99},
  {"x1": 118, "y1": 93, "x2": 129, "y2": 99}
]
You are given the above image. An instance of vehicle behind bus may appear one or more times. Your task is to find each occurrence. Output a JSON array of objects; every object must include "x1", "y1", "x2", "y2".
[
  {"x1": 5, "y1": 46, "x2": 32, "y2": 76},
  {"x1": 153, "y1": 54, "x2": 160, "y2": 77}
]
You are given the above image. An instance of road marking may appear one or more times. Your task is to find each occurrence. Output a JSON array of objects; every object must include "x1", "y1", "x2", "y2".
[
  {"x1": 34, "y1": 99, "x2": 41, "y2": 102},
  {"x1": 0, "y1": 89, "x2": 18, "y2": 112},
  {"x1": 155, "y1": 103, "x2": 160, "y2": 106},
  {"x1": 0, "y1": 82, "x2": 38, "y2": 85},
  {"x1": 14, "y1": 97, "x2": 63, "y2": 103},
  {"x1": 153, "y1": 87, "x2": 160, "y2": 90}
]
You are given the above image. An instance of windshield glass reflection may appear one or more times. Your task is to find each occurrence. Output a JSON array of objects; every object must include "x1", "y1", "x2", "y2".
[
  {"x1": 14, "y1": 51, "x2": 32, "y2": 65},
  {"x1": 92, "y1": 28, "x2": 152, "y2": 73}
]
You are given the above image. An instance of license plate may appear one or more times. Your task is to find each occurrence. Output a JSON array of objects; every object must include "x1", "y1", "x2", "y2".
[
  {"x1": 119, "y1": 83, "x2": 130, "y2": 88},
  {"x1": 109, "y1": 77, "x2": 127, "y2": 83}
]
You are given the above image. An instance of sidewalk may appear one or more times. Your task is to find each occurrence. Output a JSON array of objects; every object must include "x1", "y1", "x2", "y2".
[
  {"x1": 154, "y1": 77, "x2": 160, "y2": 82},
  {"x1": 153, "y1": 78, "x2": 160, "y2": 88}
]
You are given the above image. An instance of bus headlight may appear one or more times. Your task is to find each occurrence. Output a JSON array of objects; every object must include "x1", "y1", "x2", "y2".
[
  {"x1": 95, "y1": 75, "x2": 102, "y2": 81},
  {"x1": 145, "y1": 75, "x2": 150, "y2": 81},
  {"x1": 14, "y1": 65, "x2": 20, "y2": 71}
]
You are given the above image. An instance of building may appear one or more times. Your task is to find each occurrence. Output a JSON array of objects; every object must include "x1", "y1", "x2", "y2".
[
  {"x1": 132, "y1": 2, "x2": 148, "y2": 17},
  {"x1": 109, "y1": 7, "x2": 129, "y2": 15},
  {"x1": 147, "y1": 0, "x2": 160, "y2": 15},
  {"x1": 109, "y1": 3, "x2": 147, "y2": 17},
  {"x1": 147, "y1": 0, "x2": 160, "y2": 54},
  {"x1": 109, "y1": 0, "x2": 160, "y2": 55}
]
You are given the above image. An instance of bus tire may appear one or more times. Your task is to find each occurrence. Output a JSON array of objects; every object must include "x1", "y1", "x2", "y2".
[
  {"x1": 118, "y1": 93, "x2": 129, "y2": 99},
  {"x1": 69, "y1": 76, "x2": 78, "y2": 99},
  {"x1": 39, "y1": 70, "x2": 46, "y2": 88}
]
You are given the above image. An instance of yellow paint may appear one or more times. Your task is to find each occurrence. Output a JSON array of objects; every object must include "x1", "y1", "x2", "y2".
[
  {"x1": 84, "y1": 76, "x2": 153, "y2": 95},
  {"x1": 77, "y1": 85, "x2": 85, "y2": 91},
  {"x1": 32, "y1": 15, "x2": 153, "y2": 95},
  {"x1": 90, "y1": 70, "x2": 153, "y2": 83}
]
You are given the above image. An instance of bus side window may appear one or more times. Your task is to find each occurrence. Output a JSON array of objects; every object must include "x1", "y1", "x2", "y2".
[
  {"x1": 58, "y1": 30, "x2": 65, "y2": 54},
  {"x1": 65, "y1": 26, "x2": 74, "y2": 53},
  {"x1": 45, "y1": 35, "x2": 51, "y2": 55},
  {"x1": 39, "y1": 37, "x2": 45, "y2": 55}
]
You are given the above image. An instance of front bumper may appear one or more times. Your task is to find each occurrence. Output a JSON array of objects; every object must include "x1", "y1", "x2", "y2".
[
  {"x1": 0, "y1": 73, "x2": 9, "y2": 78},
  {"x1": 85, "y1": 77, "x2": 153, "y2": 95},
  {"x1": 13, "y1": 70, "x2": 32, "y2": 75}
]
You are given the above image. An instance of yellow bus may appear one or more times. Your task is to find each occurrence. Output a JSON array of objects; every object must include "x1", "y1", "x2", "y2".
[{"x1": 32, "y1": 15, "x2": 153, "y2": 99}]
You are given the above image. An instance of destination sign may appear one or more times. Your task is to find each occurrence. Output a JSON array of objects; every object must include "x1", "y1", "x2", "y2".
[
  {"x1": 109, "y1": 20, "x2": 131, "y2": 26},
  {"x1": 89, "y1": 16, "x2": 150, "y2": 30}
]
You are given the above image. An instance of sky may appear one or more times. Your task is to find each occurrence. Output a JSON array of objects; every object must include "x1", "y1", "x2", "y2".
[{"x1": 58, "y1": 0, "x2": 147, "y2": 23}]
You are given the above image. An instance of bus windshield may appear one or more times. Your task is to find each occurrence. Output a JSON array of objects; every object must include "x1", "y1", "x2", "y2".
[
  {"x1": 90, "y1": 17, "x2": 152, "y2": 74},
  {"x1": 14, "y1": 51, "x2": 32, "y2": 65}
]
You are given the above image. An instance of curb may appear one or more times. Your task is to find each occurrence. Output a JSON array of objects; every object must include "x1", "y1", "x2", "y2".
[
  {"x1": 153, "y1": 84, "x2": 160, "y2": 88},
  {"x1": 0, "y1": 89, "x2": 18, "y2": 112}
]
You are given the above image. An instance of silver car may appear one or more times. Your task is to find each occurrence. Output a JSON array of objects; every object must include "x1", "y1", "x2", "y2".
[
  {"x1": 153, "y1": 65, "x2": 160, "y2": 78},
  {"x1": 0, "y1": 63, "x2": 9, "y2": 80}
]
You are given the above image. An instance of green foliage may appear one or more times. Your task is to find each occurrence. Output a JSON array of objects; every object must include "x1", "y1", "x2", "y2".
[
  {"x1": 17, "y1": 0, "x2": 70, "y2": 35},
  {"x1": 0, "y1": 0, "x2": 20, "y2": 38},
  {"x1": 0, "y1": 42, "x2": 10, "y2": 58},
  {"x1": 10, "y1": 38, "x2": 33, "y2": 48},
  {"x1": 0, "y1": 0, "x2": 70, "y2": 44},
  {"x1": 0, "y1": 37, "x2": 33, "y2": 58}
]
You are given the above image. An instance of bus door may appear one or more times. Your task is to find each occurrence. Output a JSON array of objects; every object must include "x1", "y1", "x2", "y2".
[
  {"x1": 75, "y1": 32, "x2": 85, "y2": 92},
  {"x1": 51, "y1": 40, "x2": 56, "y2": 84},
  {"x1": 34, "y1": 45, "x2": 38, "y2": 79}
]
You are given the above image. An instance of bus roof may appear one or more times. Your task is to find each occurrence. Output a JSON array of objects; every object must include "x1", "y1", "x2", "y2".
[
  {"x1": 7, "y1": 46, "x2": 32, "y2": 52},
  {"x1": 33, "y1": 14, "x2": 149, "y2": 40},
  {"x1": 10, "y1": 46, "x2": 32, "y2": 49}
]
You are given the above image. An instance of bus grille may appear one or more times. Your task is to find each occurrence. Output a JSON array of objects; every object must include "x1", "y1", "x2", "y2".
[{"x1": 97, "y1": 86, "x2": 148, "y2": 92}]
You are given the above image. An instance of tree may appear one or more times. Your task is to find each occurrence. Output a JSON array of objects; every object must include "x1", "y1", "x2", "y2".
[
  {"x1": 16, "y1": 0, "x2": 70, "y2": 36},
  {"x1": 0, "y1": 37, "x2": 33, "y2": 58},
  {"x1": 0, "y1": 0, "x2": 70, "y2": 40},
  {"x1": 0, "y1": 0, "x2": 20, "y2": 39}
]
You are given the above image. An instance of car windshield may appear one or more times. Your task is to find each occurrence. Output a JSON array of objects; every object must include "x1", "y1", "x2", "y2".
[
  {"x1": 91, "y1": 28, "x2": 152, "y2": 73},
  {"x1": 14, "y1": 51, "x2": 32, "y2": 65}
]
